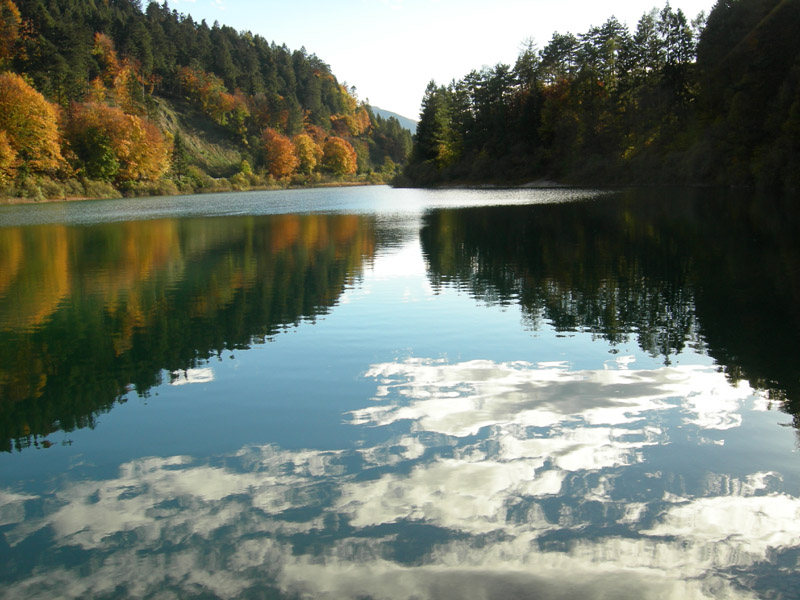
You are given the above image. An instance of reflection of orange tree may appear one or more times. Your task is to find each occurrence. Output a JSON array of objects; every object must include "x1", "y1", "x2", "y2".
[
  {"x1": 0, "y1": 213, "x2": 376, "y2": 451},
  {"x1": 0, "y1": 225, "x2": 70, "y2": 333}
]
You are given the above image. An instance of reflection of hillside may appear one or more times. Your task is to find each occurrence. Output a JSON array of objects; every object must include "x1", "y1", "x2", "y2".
[
  {"x1": 0, "y1": 214, "x2": 376, "y2": 452},
  {"x1": 420, "y1": 190, "x2": 800, "y2": 422}
]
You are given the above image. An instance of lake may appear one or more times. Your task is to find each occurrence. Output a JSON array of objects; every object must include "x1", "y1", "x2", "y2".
[{"x1": 1, "y1": 185, "x2": 799, "y2": 599}]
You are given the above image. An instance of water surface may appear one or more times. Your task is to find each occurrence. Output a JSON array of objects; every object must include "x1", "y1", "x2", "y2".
[{"x1": 1, "y1": 186, "x2": 798, "y2": 599}]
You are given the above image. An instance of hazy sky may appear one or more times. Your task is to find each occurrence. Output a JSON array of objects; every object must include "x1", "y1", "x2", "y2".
[{"x1": 167, "y1": 0, "x2": 715, "y2": 120}]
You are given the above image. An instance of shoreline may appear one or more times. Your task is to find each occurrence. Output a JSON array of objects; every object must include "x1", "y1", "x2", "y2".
[
  {"x1": 1, "y1": 178, "x2": 753, "y2": 207},
  {"x1": 0, "y1": 180, "x2": 380, "y2": 207}
]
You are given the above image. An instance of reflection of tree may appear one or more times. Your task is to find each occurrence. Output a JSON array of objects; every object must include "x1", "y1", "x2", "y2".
[
  {"x1": 421, "y1": 194, "x2": 700, "y2": 357},
  {"x1": 420, "y1": 189, "x2": 800, "y2": 424},
  {"x1": 0, "y1": 214, "x2": 375, "y2": 451}
]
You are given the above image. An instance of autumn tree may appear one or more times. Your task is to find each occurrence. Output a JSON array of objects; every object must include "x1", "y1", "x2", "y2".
[
  {"x1": 92, "y1": 33, "x2": 121, "y2": 87},
  {"x1": 262, "y1": 128, "x2": 298, "y2": 178},
  {"x1": 0, "y1": 72, "x2": 64, "y2": 175},
  {"x1": 330, "y1": 106, "x2": 371, "y2": 137},
  {"x1": 178, "y1": 67, "x2": 230, "y2": 121},
  {"x1": 321, "y1": 136, "x2": 357, "y2": 175},
  {"x1": 0, "y1": 130, "x2": 16, "y2": 183},
  {"x1": 67, "y1": 102, "x2": 170, "y2": 182},
  {"x1": 178, "y1": 66, "x2": 250, "y2": 138},
  {"x1": 293, "y1": 132, "x2": 322, "y2": 174}
]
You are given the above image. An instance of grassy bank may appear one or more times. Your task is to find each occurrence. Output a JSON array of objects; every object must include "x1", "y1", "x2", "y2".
[{"x1": 0, "y1": 174, "x2": 385, "y2": 206}]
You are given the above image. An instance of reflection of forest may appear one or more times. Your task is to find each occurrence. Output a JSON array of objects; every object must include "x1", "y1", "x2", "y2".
[
  {"x1": 0, "y1": 214, "x2": 375, "y2": 451},
  {"x1": 420, "y1": 189, "x2": 800, "y2": 424}
]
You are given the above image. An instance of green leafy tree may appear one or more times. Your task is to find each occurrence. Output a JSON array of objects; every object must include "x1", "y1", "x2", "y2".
[
  {"x1": 171, "y1": 131, "x2": 190, "y2": 180},
  {"x1": 70, "y1": 127, "x2": 120, "y2": 182},
  {"x1": 411, "y1": 81, "x2": 451, "y2": 166}
]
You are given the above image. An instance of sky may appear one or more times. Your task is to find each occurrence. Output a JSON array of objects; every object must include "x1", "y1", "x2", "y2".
[{"x1": 166, "y1": 0, "x2": 716, "y2": 121}]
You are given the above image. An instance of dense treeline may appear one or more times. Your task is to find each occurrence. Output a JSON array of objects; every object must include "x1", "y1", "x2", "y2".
[
  {"x1": 0, "y1": 0, "x2": 412, "y2": 200},
  {"x1": 401, "y1": 0, "x2": 799, "y2": 189}
]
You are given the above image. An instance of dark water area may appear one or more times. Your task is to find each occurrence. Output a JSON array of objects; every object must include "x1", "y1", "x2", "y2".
[{"x1": 0, "y1": 186, "x2": 798, "y2": 599}]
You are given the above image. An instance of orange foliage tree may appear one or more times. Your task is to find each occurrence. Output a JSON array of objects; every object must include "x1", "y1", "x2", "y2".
[
  {"x1": 67, "y1": 102, "x2": 170, "y2": 182},
  {"x1": 0, "y1": 72, "x2": 64, "y2": 175},
  {"x1": 293, "y1": 132, "x2": 322, "y2": 174},
  {"x1": 321, "y1": 136, "x2": 357, "y2": 175},
  {"x1": 262, "y1": 128, "x2": 298, "y2": 178}
]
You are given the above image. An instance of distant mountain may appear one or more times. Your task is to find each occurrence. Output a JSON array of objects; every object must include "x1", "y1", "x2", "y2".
[{"x1": 370, "y1": 107, "x2": 418, "y2": 133}]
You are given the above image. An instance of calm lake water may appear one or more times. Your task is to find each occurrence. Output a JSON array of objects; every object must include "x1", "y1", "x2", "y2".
[{"x1": 1, "y1": 185, "x2": 799, "y2": 599}]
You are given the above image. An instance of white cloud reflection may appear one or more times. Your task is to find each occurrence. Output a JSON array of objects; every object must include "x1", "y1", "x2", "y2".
[
  {"x1": 170, "y1": 367, "x2": 214, "y2": 385},
  {"x1": 356, "y1": 358, "x2": 757, "y2": 435},
  {"x1": 0, "y1": 357, "x2": 791, "y2": 599}
]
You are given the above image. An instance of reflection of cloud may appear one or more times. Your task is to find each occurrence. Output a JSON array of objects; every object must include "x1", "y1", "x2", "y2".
[
  {"x1": 644, "y1": 494, "x2": 800, "y2": 556},
  {"x1": 0, "y1": 491, "x2": 35, "y2": 526},
  {"x1": 279, "y1": 558, "x2": 747, "y2": 600},
  {"x1": 355, "y1": 358, "x2": 756, "y2": 436},
  {"x1": 0, "y1": 358, "x2": 787, "y2": 600},
  {"x1": 337, "y1": 457, "x2": 559, "y2": 532},
  {"x1": 1, "y1": 442, "x2": 793, "y2": 600},
  {"x1": 170, "y1": 367, "x2": 214, "y2": 385}
]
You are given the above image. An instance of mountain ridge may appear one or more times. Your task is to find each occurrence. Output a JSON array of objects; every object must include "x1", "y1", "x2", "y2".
[{"x1": 370, "y1": 106, "x2": 418, "y2": 133}]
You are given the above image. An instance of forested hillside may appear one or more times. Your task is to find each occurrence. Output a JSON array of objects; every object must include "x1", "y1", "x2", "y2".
[
  {"x1": 400, "y1": 0, "x2": 799, "y2": 189},
  {"x1": 0, "y1": 0, "x2": 412, "y2": 200}
]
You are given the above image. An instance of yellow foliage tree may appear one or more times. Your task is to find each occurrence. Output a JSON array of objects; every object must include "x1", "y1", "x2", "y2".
[
  {"x1": 0, "y1": 72, "x2": 64, "y2": 174},
  {"x1": 293, "y1": 132, "x2": 322, "y2": 174},
  {"x1": 321, "y1": 136, "x2": 357, "y2": 176},
  {"x1": 353, "y1": 106, "x2": 371, "y2": 135},
  {"x1": 262, "y1": 128, "x2": 298, "y2": 179},
  {"x1": 67, "y1": 102, "x2": 170, "y2": 182},
  {"x1": 331, "y1": 106, "x2": 372, "y2": 137},
  {"x1": 0, "y1": 130, "x2": 17, "y2": 183},
  {"x1": 112, "y1": 64, "x2": 148, "y2": 115}
]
